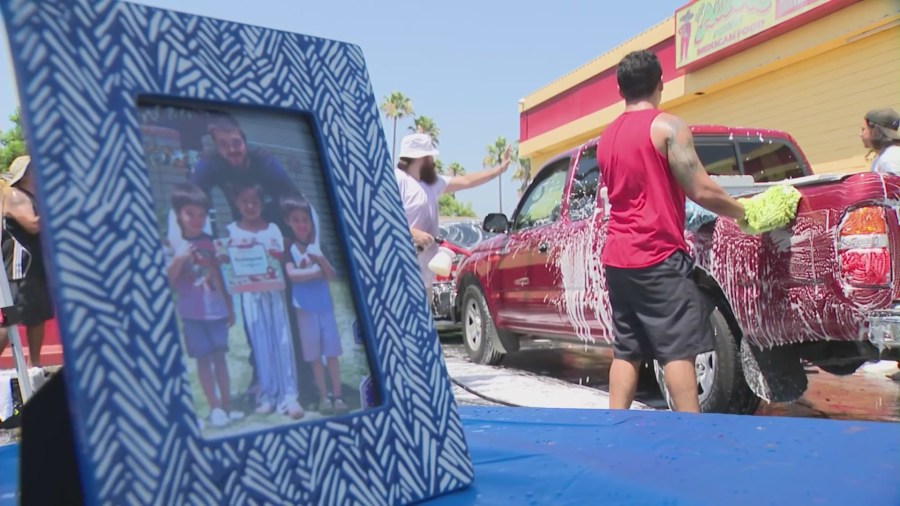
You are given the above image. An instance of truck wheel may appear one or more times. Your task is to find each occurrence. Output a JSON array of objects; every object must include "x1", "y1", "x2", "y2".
[
  {"x1": 461, "y1": 285, "x2": 505, "y2": 365},
  {"x1": 654, "y1": 305, "x2": 760, "y2": 414}
]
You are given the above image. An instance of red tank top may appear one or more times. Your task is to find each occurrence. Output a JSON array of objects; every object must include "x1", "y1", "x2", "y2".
[{"x1": 597, "y1": 109, "x2": 688, "y2": 268}]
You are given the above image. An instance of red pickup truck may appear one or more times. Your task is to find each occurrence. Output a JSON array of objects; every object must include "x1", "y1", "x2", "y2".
[{"x1": 454, "y1": 126, "x2": 900, "y2": 414}]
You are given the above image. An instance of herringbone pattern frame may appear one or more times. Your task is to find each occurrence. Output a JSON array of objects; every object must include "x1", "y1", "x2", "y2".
[{"x1": 0, "y1": 1, "x2": 473, "y2": 504}]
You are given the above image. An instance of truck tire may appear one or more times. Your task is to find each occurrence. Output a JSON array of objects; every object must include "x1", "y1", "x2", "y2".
[
  {"x1": 740, "y1": 341, "x2": 807, "y2": 404},
  {"x1": 654, "y1": 305, "x2": 760, "y2": 415},
  {"x1": 461, "y1": 285, "x2": 505, "y2": 365}
]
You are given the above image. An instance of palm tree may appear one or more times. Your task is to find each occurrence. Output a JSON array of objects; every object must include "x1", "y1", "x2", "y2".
[
  {"x1": 514, "y1": 157, "x2": 531, "y2": 197},
  {"x1": 444, "y1": 162, "x2": 465, "y2": 195},
  {"x1": 379, "y1": 91, "x2": 414, "y2": 163},
  {"x1": 435, "y1": 158, "x2": 444, "y2": 175},
  {"x1": 484, "y1": 136, "x2": 511, "y2": 213},
  {"x1": 408, "y1": 115, "x2": 440, "y2": 145},
  {"x1": 0, "y1": 108, "x2": 27, "y2": 172},
  {"x1": 447, "y1": 162, "x2": 465, "y2": 177}
]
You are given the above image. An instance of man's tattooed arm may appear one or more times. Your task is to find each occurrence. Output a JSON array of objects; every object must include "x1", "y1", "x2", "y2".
[
  {"x1": 654, "y1": 113, "x2": 746, "y2": 221},
  {"x1": 661, "y1": 115, "x2": 705, "y2": 189}
]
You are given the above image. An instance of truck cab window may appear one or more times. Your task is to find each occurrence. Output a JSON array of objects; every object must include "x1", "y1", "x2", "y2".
[
  {"x1": 569, "y1": 147, "x2": 599, "y2": 221},
  {"x1": 695, "y1": 143, "x2": 739, "y2": 176},
  {"x1": 739, "y1": 140, "x2": 805, "y2": 182},
  {"x1": 513, "y1": 158, "x2": 569, "y2": 231}
]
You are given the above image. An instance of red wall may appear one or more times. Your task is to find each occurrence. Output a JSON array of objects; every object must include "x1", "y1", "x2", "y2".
[
  {"x1": 519, "y1": 38, "x2": 679, "y2": 142},
  {"x1": 0, "y1": 319, "x2": 63, "y2": 369},
  {"x1": 518, "y1": 0, "x2": 861, "y2": 144}
]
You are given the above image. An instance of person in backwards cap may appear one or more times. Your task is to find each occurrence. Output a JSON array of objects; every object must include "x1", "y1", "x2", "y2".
[
  {"x1": 860, "y1": 108, "x2": 900, "y2": 175},
  {"x1": 860, "y1": 109, "x2": 900, "y2": 381},
  {"x1": 0, "y1": 155, "x2": 54, "y2": 369}
]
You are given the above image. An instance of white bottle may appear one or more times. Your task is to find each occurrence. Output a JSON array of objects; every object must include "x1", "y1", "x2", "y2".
[{"x1": 428, "y1": 247, "x2": 455, "y2": 277}]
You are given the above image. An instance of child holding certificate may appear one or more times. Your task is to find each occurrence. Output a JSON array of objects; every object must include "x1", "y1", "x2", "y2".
[{"x1": 226, "y1": 184, "x2": 304, "y2": 419}]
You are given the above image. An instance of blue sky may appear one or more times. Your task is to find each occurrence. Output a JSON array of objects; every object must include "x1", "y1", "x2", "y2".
[{"x1": 0, "y1": 0, "x2": 681, "y2": 217}]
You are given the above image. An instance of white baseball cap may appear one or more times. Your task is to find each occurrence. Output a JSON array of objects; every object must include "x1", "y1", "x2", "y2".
[{"x1": 398, "y1": 133, "x2": 439, "y2": 159}]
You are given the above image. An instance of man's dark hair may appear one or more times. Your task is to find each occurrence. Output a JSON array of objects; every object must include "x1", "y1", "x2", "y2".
[
  {"x1": 207, "y1": 113, "x2": 246, "y2": 141},
  {"x1": 170, "y1": 183, "x2": 209, "y2": 212},
  {"x1": 616, "y1": 50, "x2": 663, "y2": 102}
]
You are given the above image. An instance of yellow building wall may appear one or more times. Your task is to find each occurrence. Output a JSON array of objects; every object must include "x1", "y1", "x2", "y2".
[{"x1": 668, "y1": 26, "x2": 900, "y2": 175}]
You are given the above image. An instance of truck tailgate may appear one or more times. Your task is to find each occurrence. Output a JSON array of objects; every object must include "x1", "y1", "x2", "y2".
[{"x1": 700, "y1": 172, "x2": 900, "y2": 348}]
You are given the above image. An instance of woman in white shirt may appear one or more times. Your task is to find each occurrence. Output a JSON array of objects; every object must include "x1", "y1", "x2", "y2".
[
  {"x1": 861, "y1": 108, "x2": 900, "y2": 175},
  {"x1": 394, "y1": 133, "x2": 511, "y2": 293}
]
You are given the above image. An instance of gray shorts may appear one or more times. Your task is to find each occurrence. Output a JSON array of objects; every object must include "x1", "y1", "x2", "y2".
[
  {"x1": 181, "y1": 318, "x2": 229, "y2": 359},
  {"x1": 604, "y1": 251, "x2": 715, "y2": 365},
  {"x1": 296, "y1": 310, "x2": 342, "y2": 362}
]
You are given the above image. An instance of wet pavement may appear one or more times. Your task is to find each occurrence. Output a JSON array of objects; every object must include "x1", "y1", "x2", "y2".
[
  {"x1": 446, "y1": 349, "x2": 651, "y2": 411},
  {"x1": 439, "y1": 329, "x2": 900, "y2": 422}
]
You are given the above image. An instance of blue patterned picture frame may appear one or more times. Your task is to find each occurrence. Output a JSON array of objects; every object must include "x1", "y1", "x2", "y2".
[{"x1": 1, "y1": 1, "x2": 472, "y2": 504}]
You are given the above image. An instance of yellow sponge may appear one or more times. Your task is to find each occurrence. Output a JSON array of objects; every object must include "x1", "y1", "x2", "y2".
[{"x1": 737, "y1": 185, "x2": 802, "y2": 235}]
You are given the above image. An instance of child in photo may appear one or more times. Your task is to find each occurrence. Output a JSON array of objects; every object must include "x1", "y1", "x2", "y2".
[
  {"x1": 166, "y1": 183, "x2": 242, "y2": 427},
  {"x1": 281, "y1": 195, "x2": 348, "y2": 415},
  {"x1": 227, "y1": 183, "x2": 304, "y2": 419}
]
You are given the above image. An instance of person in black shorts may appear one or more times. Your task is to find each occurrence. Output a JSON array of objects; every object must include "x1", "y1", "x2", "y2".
[
  {"x1": 0, "y1": 156, "x2": 54, "y2": 368},
  {"x1": 597, "y1": 51, "x2": 746, "y2": 412}
]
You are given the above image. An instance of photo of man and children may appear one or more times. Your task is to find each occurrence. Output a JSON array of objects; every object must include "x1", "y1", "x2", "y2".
[{"x1": 137, "y1": 101, "x2": 377, "y2": 438}]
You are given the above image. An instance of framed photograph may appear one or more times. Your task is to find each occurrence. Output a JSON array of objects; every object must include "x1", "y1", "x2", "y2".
[
  {"x1": 1, "y1": 0, "x2": 472, "y2": 504},
  {"x1": 141, "y1": 100, "x2": 382, "y2": 438}
]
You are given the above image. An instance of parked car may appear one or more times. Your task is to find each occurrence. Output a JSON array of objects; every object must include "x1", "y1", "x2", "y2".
[
  {"x1": 453, "y1": 125, "x2": 900, "y2": 414},
  {"x1": 431, "y1": 218, "x2": 497, "y2": 325}
]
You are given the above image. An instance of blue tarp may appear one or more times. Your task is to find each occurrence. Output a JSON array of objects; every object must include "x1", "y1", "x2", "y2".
[
  {"x1": 432, "y1": 407, "x2": 898, "y2": 505},
  {"x1": 2, "y1": 407, "x2": 898, "y2": 505},
  {"x1": 0, "y1": 444, "x2": 16, "y2": 505}
]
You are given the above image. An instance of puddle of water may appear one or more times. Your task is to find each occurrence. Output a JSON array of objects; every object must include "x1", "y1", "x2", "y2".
[
  {"x1": 757, "y1": 368, "x2": 900, "y2": 422},
  {"x1": 0, "y1": 429, "x2": 20, "y2": 446}
]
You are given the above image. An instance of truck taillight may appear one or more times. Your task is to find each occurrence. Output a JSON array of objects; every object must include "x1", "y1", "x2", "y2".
[{"x1": 838, "y1": 206, "x2": 891, "y2": 287}]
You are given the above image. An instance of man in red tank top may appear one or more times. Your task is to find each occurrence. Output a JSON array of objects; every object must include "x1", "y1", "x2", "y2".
[{"x1": 597, "y1": 50, "x2": 746, "y2": 413}]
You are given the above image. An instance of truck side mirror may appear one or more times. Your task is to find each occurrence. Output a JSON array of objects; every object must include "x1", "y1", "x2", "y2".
[{"x1": 483, "y1": 213, "x2": 510, "y2": 233}]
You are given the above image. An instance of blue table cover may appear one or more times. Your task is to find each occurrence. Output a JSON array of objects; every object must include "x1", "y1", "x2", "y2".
[
  {"x1": 2, "y1": 406, "x2": 898, "y2": 505},
  {"x1": 0, "y1": 443, "x2": 15, "y2": 505},
  {"x1": 431, "y1": 407, "x2": 899, "y2": 505}
]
